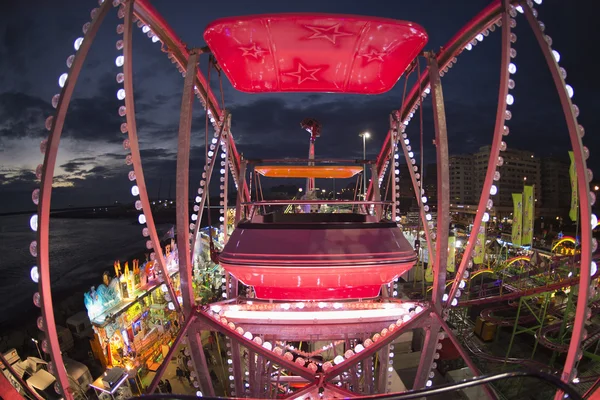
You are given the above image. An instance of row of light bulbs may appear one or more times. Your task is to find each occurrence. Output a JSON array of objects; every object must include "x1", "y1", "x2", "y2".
[{"x1": 29, "y1": 0, "x2": 119, "y2": 396}]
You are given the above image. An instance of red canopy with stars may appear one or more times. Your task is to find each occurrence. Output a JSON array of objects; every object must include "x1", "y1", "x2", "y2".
[{"x1": 203, "y1": 13, "x2": 428, "y2": 94}]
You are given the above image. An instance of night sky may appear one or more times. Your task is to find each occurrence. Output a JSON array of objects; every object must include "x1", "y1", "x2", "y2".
[{"x1": 1, "y1": 0, "x2": 599, "y2": 213}]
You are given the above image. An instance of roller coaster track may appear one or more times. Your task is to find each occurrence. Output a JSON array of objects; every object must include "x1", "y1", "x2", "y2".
[{"x1": 458, "y1": 257, "x2": 599, "y2": 307}]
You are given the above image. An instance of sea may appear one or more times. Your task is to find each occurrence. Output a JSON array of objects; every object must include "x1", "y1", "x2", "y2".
[{"x1": 0, "y1": 214, "x2": 172, "y2": 331}]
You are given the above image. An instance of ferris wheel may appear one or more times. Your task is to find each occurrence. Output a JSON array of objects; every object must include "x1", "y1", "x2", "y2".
[{"x1": 23, "y1": 0, "x2": 597, "y2": 399}]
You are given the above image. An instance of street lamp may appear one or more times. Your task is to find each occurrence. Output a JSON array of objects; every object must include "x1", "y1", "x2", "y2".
[
  {"x1": 31, "y1": 338, "x2": 43, "y2": 359},
  {"x1": 359, "y1": 132, "x2": 371, "y2": 198}
]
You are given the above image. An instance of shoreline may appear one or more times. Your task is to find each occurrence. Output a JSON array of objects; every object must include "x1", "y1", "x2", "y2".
[{"x1": 0, "y1": 244, "x2": 160, "y2": 355}]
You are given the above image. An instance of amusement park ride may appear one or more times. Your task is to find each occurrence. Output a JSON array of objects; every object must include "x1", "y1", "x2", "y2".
[{"x1": 6, "y1": 0, "x2": 599, "y2": 399}]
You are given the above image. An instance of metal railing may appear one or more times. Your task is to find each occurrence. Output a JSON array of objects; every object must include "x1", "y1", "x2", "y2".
[{"x1": 126, "y1": 370, "x2": 583, "y2": 400}]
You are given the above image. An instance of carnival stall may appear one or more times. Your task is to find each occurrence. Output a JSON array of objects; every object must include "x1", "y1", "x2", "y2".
[{"x1": 85, "y1": 241, "x2": 182, "y2": 384}]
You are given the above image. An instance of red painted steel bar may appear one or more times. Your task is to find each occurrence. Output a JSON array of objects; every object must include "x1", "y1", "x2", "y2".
[
  {"x1": 370, "y1": 0, "x2": 521, "y2": 199},
  {"x1": 194, "y1": 310, "x2": 317, "y2": 381},
  {"x1": 284, "y1": 382, "x2": 317, "y2": 399},
  {"x1": 133, "y1": 0, "x2": 219, "y2": 115},
  {"x1": 122, "y1": 0, "x2": 180, "y2": 313},
  {"x1": 325, "y1": 381, "x2": 360, "y2": 398},
  {"x1": 0, "y1": 371, "x2": 25, "y2": 400},
  {"x1": 446, "y1": 0, "x2": 511, "y2": 305},
  {"x1": 522, "y1": 6, "x2": 593, "y2": 396},
  {"x1": 458, "y1": 271, "x2": 597, "y2": 307},
  {"x1": 0, "y1": 352, "x2": 43, "y2": 400},
  {"x1": 245, "y1": 200, "x2": 391, "y2": 206},
  {"x1": 36, "y1": 3, "x2": 112, "y2": 398},
  {"x1": 323, "y1": 310, "x2": 429, "y2": 381},
  {"x1": 171, "y1": 49, "x2": 215, "y2": 395},
  {"x1": 176, "y1": 49, "x2": 200, "y2": 317},
  {"x1": 223, "y1": 135, "x2": 230, "y2": 243},
  {"x1": 146, "y1": 314, "x2": 196, "y2": 393},
  {"x1": 390, "y1": 123, "x2": 397, "y2": 222},
  {"x1": 395, "y1": 118, "x2": 435, "y2": 269},
  {"x1": 414, "y1": 52, "x2": 450, "y2": 390},
  {"x1": 189, "y1": 113, "x2": 230, "y2": 258},
  {"x1": 435, "y1": 314, "x2": 497, "y2": 399},
  {"x1": 132, "y1": 0, "x2": 251, "y2": 249},
  {"x1": 426, "y1": 51, "x2": 449, "y2": 314}
]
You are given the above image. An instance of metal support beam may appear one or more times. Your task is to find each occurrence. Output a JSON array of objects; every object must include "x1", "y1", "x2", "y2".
[
  {"x1": 147, "y1": 313, "x2": 196, "y2": 393},
  {"x1": 0, "y1": 352, "x2": 42, "y2": 400},
  {"x1": 223, "y1": 135, "x2": 230, "y2": 243},
  {"x1": 36, "y1": 3, "x2": 112, "y2": 398},
  {"x1": 377, "y1": 344, "x2": 390, "y2": 392},
  {"x1": 189, "y1": 324, "x2": 215, "y2": 396},
  {"x1": 394, "y1": 114, "x2": 435, "y2": 265},
  {"x1": 426, "y1": 51, "x2": 449, "y2": 314},
  {"x1": 195, "y1": 311, "x2": 317, "y2": 381},
  {"x1": 190, "y1": 113, "x2": 230, "y2": 257},
  {"x1": 522, "y1": 6, "x2": 593, "y2": 396},
  {"x1": 323, "y1": 310, "x2": 429, "y2": 381},
  {"x1": 413, "y1": 316, "x2": 441, "y2": 389},
  {"x1": 235, "y1": 159, "x2": 248, "y2": 225},
  {"x1": 435, "y1": 314, "x2": 497, "y2": 399},
  {"x1": 446, "y1": 0, "x2": 511, "y2": 306},
  {"x1": 123, "y1": 0, "x2": 180, "y2": 313},
  {"x1": 248, "y1": 349, "x2": 256, "y2": 397},
  {"x1": 230, "y1": 341, "x2": 244, "y2": 396},
  {"x1": 371, "y1": 164, "x2": 382, "y2": 219},
  {"x1": 414, "y1": 51, "x2": 451, "y2": 390},
  {"x1": 175, "y1": 49, "x2": 200, "y2": 316},
  {"x1": 389, "y1": 123, "x2": 397, "y2": 223}
]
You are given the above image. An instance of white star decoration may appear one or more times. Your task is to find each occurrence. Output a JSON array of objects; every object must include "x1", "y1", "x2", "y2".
[
  {"x1": 284, "y1": 63, "x2": 321, "y2": 85},
  {"x1": 360, "y1": 49, "x2": 386, "y2": 63},
  {"x1": 305, "y1": 23, "x2": 352, "y2": 44},
  {"x1": 239, "y1": 43, "x2": 267, "y2": 59}
]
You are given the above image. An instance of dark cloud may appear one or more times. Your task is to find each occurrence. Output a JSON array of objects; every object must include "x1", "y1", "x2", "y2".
[
  {"x1": 60, "y1": 160, "x2": 89, "y2": 173},
  {"x1": 0, "y1": 92, "x2": 52, "y2": 138}
]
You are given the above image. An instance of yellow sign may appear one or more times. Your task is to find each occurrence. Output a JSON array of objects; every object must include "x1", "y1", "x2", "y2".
[
  {"x1": 512, "y1": 193, "x2": 522, "y2": 246},
  {"x1": 569, "y1": 151, "x2": 578, "y2": 222},
  {"x1": 124, "y1": 302, "x2": 142, "y2": 324},
  {"x1": 522, "y1": 185, "x2": 534, "y2": 245},
  {"x1": 473, "y1": 223, "x2": 486, "y2": 264},
  {"x1": 447, "y1": 236, "x2": 456, "y2": 273}
]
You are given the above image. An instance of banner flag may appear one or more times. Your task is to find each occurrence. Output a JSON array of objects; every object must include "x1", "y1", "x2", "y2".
[
  {"x1": 522, "y1": 185, "x2": 534, "y2": 245},
  {"x1": 447, "y1": 235, "x2": 456, "y2": 273},
  {"x1": 512, "y1": 193, "x2": 523, "y2": 246},
  {"x1": 569, "y1": 151, "x2": 578, "y2": 222},
  {"x1": 473, "y1": 223, "x2": 486, "y2": 264}
]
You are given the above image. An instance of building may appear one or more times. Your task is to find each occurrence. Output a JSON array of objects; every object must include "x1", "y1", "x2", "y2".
[
  {"x1": 541, "y1": 156, "x2": 570, "y2": 210},
  {"x1": 474, "y1": 146, "x2": 541, "y2": 208},
  {"x1": 449, "y1": 155, "x2": 475, "y2": 205}
]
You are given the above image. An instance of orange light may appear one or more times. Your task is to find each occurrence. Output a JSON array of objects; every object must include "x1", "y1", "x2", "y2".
[{"x1": 255, "y1": 165, "x2": 363, "y2": 179}]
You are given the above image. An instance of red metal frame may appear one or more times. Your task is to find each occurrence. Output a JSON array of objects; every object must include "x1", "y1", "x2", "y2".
[
  {"x1": 445, "y1": 0, "x2": 511, "y2": 306},
  {"x1": 36, "y1": 2, "x2": 112, "y2": 398},
  {"x1": 370, "y1": 0, "x2": 518, "y2": 200},
  {"x1": 522, "y1": 6, "x2": 592, "y2": 395},
  {"x1": 412, "y1": 53, "x2": 451, "y2": 390},
  {"x1": 122, "y1": 0, "x2": 181, "y2": 314}
]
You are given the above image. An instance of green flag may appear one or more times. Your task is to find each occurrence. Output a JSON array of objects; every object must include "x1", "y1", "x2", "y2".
[
  {"x1": 447, "y1": 235, "x2": 456, "y2": 273},
  {"x1": 512, "y1": 193, "x2": 522, "y2": 247},
  {"x1": 473, "y1": 223, "x2": 486, "y2": 264},
  {"x1": 569, "y1": 151, "x2": 578, "y2": 222},
  {"x1": 522, "y1": 185, "x2": 534, "y2": 246}
]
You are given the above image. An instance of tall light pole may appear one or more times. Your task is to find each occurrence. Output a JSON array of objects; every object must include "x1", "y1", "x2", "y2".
[
  {"x1": 301, "y1": 118, "x2": 322, "y2": 194},
  {"x1": 32, "y1": 338, "x2": 43, "y2": 359},
  {"x1": 360, "y1": 132, "x2": 370, "y2": 198}
]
